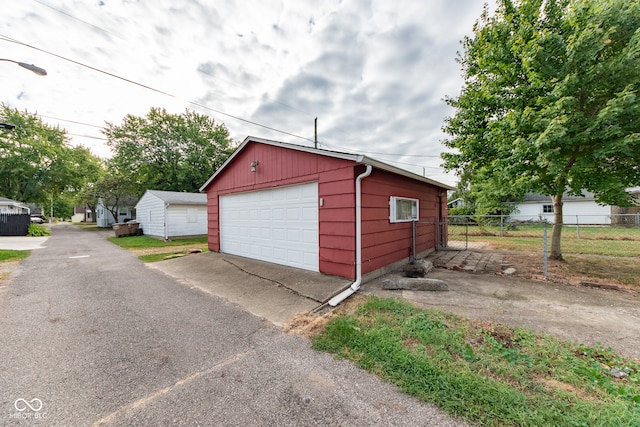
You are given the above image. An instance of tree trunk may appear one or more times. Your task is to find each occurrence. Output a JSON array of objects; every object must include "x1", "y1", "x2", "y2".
[{"x1": 550, "y1": 194, "x2": 563, "y2": 261}]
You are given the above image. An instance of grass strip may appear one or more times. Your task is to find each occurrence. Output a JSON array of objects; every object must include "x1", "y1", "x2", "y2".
[
  {"x1": 107, "y1": 235, "x2": 207, "y2": 249},
  {"x1": 108, "y1": 235, "x2": 208, "y2": 262},
  {"x1": 0, "y1": 250, "x2": 31, "y2": 262},
  {"x1": 313, "y1": 297, "x2": 640, "y2": 427}
]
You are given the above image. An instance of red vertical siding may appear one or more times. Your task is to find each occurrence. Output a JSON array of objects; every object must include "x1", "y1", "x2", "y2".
[
  {"x1": 204, "y1": 142, "x2": 357, "y2": 278},
  {"x1": 204, "y1": 140, "x2": 445, "y2": 280},
  {"x1": 318, "y1": 167, "x2": 356, "y2": 278},
  {"x1": 360, "y1": 169, "x2": 440, "y2": 275}
]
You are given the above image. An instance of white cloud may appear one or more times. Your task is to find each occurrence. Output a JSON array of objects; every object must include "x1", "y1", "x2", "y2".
[{"x1": 0, "y1": 0, "x2": 494, "y2": 187}]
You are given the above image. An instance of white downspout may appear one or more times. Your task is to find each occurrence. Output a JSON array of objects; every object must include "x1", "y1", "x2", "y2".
[
  {"x1": 328, "y1": 164, "x2": 373, "y2": 307},
  {"x1": 164, "y1": 203, "x2": 169, "y2": 240}
]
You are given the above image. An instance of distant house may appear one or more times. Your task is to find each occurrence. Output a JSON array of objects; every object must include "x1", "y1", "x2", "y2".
[
  {"x1": 447, "y1": 198, "x2": 465, "y2": 209},
  {"x1": 27, "y1": 203, "x2": 44, "y2": 218},
  {"x1": 71, "y1": 205, "x2": 95, "y2": 223},
  {"x1": 0, "y1": 197, "x2": 30, "y2": 214},
  {"x1": 135, "y1": 190, "x2": 207, "y2": 240},
  {"x1": 96, "y1": 197, "x2": 137, "y2": 228},
  {"x1": 512, "y1": 189, "x2": 640, "y2": 225}
]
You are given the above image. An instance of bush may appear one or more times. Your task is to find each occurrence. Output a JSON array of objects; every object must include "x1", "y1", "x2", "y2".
[
  {"x1": 448, "y1": 206, "x2": 475, "y2": 217},
  {"x1": 28, "y1": 223, "x2": 51, "y2": 237}
]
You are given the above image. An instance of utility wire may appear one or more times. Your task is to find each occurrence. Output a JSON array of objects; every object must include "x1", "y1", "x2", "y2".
[
  {"x1": 67, "y1": 132, "x2": 108, "y2": 140},
  {"x1": 32, "y1": 0, "x2": 124, "y2": 41},
  {"x1": 38, "y1": 114, "x2": 104, "y2": 129},
  {"x1": 0, "y1": 34, "x2": 316, "y2": 144},
  {"x1": 1, "y1": 31, "x2": 447, "y2": 163},
  {"x1": 29, "y1": 0, "x2": 317, "y2": 118}
]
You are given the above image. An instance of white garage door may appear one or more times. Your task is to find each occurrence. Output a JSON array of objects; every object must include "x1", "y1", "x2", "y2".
[{"x1": 219, "y1": 182, "x2": 319, "y2": 271}]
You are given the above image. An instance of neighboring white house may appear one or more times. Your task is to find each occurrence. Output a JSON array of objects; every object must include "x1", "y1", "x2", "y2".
[
  {"x1": 512, "y1": 191, "x2": 621, "y2": 225},
  {"x1": 135, "y1": 190, "x2": 207, "y2": 239},
  {"x1": 96, "y1": 197, "x2": 136, "y2": 228},
  {"x1": 447, "y1": 198, "x2": 465, "y2": 209},
  {"x1": 0, "y1": 197, "x2": 30, "y2": 214}
]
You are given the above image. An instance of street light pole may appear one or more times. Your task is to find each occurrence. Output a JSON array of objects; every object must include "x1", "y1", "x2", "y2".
[{"x1": 0, "y1": 58, "x2": 47, "y2": 76}]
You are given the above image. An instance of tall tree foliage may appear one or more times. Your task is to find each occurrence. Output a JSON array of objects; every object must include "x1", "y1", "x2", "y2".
[
  {"x1": 443, "y1": 0, "x2": 640, "y2": 259},
  {"x1": 0, "y1": 104, "x2": 102, "y2": 216},
  {"x1": 104, "y1": 108, "x2": 235, "y2": 195}
]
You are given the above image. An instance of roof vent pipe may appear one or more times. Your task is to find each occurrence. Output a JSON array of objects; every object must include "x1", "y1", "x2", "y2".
[{"x1": 328, "y1": 164, "x2": 373, "y2": 306}]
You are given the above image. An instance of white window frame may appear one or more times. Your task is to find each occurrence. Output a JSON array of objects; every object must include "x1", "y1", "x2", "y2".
[
  {"x1": 542, "y1": 204, "x2": 553, "y2": 214},
  {"x1": 389, "y1": 196, "x2": 419, "y2": 223}
]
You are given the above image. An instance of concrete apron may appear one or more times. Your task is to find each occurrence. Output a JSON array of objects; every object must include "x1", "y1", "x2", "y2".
[
  {"x1": 149, "y1": 252, "x2": 351, "y2": 327},
  {"x1": 0, "y1": 236, "x2": 50, "y2": 250}
]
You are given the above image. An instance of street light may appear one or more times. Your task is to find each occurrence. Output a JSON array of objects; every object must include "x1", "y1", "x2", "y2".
[{"x1": 0, "y1": 58, "x2": 47, "y2": 76}]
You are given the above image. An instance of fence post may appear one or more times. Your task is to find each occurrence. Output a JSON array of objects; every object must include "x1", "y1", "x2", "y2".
[
  {"x1": 465, "y1": 220, "x2": 469, "y2": 250},
  {"x1": 412, "y1": 220, "x2": 417, "y2": 262},
  {"x1": 500, "y1": 215, "x2": 504, "y2": 237},
  {"x1": 543, "y1": 222, "x2": 548, "y2": 280},
  {"x1": 576, "y1": 215, "x2": 580, "y2": 240}
]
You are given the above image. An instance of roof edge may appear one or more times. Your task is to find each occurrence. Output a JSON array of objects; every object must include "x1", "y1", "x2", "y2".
[{"x1": 199, "y1": 136, "x2": 454, "y2": 192}]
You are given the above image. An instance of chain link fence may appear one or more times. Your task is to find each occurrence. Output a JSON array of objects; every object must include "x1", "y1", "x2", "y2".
[{"x1": 413, "y1": 215, "x2": 640, "y2": 283}]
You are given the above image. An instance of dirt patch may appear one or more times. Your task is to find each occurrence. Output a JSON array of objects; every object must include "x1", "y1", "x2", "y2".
[
  {"x1": 361, "y1": 267, "x2": 640, "y2": 362},
  {"x1": 0, "y1": 261, "x2": 19, "y2": 285},
  {"x1": 283, "y1": 294, "x2": 366, "y2": 338},
  {"x1": 129, "y1": 244, "x2": 206, "y2": 257},
  {"x1": 537, "y1": 378, "x2": 595, "y2": 401},
  {"x1": 284, "y1": 253, "x2": 640, "y2": 363},
  {"x1": 504, "y1": 252, "x2": 640, "y2": 290}
]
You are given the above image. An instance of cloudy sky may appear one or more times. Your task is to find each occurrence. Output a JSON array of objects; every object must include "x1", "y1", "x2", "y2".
[{"x1": 1, "y1": 0, "x2": 493, "y2": 187}]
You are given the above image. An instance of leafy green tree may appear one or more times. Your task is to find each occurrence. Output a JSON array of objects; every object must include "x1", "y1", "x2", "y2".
[
  {"x1": 1, "y1": 104, "x2": 66, "y2": 203},
  {"x1": 92, "y1": 166, "x2": 137, "y2": 224},
  {"x1": 442, "y1": 0, "x2": 640, "y2": 259},
  {"x1": 75, "y1": 164, "x2": 107, "y2": 223},
  {"x1": 0, "y1": 104, "x2": 103, "y2": 217},
  {"x1": 103, "y1": 107, "x2": 235, "y2": 196}
]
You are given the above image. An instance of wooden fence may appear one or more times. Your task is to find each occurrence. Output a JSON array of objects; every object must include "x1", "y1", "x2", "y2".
[{"x1": 0, "y1": 213, "x2": 30, "y2": 236}]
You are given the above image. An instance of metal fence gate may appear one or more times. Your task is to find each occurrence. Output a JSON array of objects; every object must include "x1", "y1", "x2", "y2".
[{"x1": 0, "y1": 213, "x2": 30, "y2": 236}]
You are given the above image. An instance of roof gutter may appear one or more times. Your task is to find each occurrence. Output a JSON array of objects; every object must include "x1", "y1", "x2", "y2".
[{"x1": 328, "y1": 164, "x2": 373, "y2": 307}]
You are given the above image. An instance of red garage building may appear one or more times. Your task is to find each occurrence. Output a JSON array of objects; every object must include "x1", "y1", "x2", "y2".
[{"x1": 200, "y1": 137, "x2": 452, "y2": 282}]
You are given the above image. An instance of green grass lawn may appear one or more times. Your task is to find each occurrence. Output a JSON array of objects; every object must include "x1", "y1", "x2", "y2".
[
  {"x1": 447, "y1": 224, "x2": 639, "y2": 256},
  {"x1": 313, "y1": 297, "x2": 640, "y2": 427},
  {"x1": 0, "y1": 250, "x2": 30, "y2": 262},
  {"x1": 449, "y1": 223, "x2": 640, "y2": 241},
  {"x1": 107, "y1": 235, "x2": 208, "y2": 262},
  {"x1": 107, "y1": 235, "x2": 207, "y2": 248}
]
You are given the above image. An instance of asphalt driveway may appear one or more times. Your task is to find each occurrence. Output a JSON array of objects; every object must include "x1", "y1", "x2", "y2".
[
  {"x1": 151, "y1": 244, "x2": 640, "y2": 363},
  {"x1": 0, "y1": 223, "x2": 469, "y2": 426}
]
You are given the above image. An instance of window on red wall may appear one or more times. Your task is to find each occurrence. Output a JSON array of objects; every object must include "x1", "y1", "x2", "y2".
[{"x1": 389, "y1": 196, "x2": 419, "y2": 223}]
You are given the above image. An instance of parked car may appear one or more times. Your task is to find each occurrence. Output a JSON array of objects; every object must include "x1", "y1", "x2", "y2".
[{"x1": 30, "y1": 216, "x2": 45, "y2": 224}]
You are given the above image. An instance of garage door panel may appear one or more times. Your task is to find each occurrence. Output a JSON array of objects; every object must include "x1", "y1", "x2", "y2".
[
  {"x1": 303, "y1": 229, "x2": 317, "y2": 244},
  {"x1": 220, "y1": 183, "x2": 319, "y2": 272}
]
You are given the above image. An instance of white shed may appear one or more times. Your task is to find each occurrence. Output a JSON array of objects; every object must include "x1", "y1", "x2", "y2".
[{"x1": 135, "y1": 190, "x2": 207, "y2": 239}]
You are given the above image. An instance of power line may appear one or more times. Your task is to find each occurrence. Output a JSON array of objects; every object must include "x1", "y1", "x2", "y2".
[
  {"x1": 67, "y1": 132, "x2": 107, "y2": 140},
  {"x1": 0, "y1": 34, "x2": 315, "y2": 143},
  {"x1": 38, "y1": 114, "x2": 104, "y2": 129},
  {"x1": 32, "y1": 0, "x2": 124, "y2": 41},
  {"x1": 27, "y1": 1, "x2": 319, "y2": 123}
]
